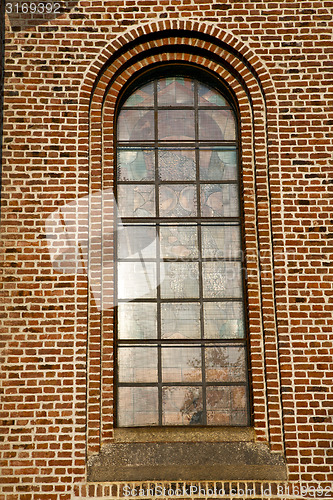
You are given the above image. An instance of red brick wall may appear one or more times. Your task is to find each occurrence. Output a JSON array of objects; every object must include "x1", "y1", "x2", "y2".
[{"x1": 1, "y1": 1, "x2": 333, "y2": 499}]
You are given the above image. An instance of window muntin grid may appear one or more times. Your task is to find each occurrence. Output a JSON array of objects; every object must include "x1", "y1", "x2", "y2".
[{"x1": 116, "y1": 76, "x2": 250, "y2": 427}]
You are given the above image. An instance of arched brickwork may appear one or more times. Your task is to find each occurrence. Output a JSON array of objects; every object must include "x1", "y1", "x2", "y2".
[{"x1": 80, "y1": 23, "x2": 285, "y2": 461}]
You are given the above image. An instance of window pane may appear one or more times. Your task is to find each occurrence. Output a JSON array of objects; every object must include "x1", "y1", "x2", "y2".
[
  {"x1": 199, "y1": 148, "x2": 238, "y2": 181},
  {"x1": 206, "y1": 386, "x2": 248, "y2": 426},
  {"x1": 161, "y1": 303, "x2": 201, "y2": 339},
  {"x1": 201, "y1": 224, "x2": 241, "y2": 259},
  {"x1": 198, "y1": 83, "x2": 229, "y2": 107},
  {"x1": 159, "y1": 185, "x2": 197, "y2": 217},
  {"x1": 162, "y1": 346, "x2": 202, "y2": 383},
  {"x1": 200, "y1": 184, "x2": 239, "y2": 217},
  {"x1": 118, "y1": 346, "x2": 158, "y2": 383},
  {"x1": 117, "y1": 185, "x2": 155, "y2": 217},
  {"x1": 205, "y1": 346, "x2": 247, "y2": 382},
  {"x1": 118, "y1": 387, "x2": 158, "y2": 427},
  {"x1": 199, "y1": 109, "x2": 236, "y2": 141},
  {"x1": 162, "y1": 386, "x2": 203, "y2": 425},
  {"x1": 158, "y1": 110, "x2": 195, "y2": 140},
  {"x1": 202, "y1": 262, "x2": 243, "y2": 298},
  {"x1": 118, "y1": 109, "x2": 154, "y2": 141},
  {"x1": 118, "y1": 262, "x2": 157, "y2": 299},
  {"x1": 122, "y1": 82, "x2": 154, "y2": 107},
  {"x1": 157, "y1": 77, "x2": 194, "y2": 106},
  {"x1": 160, "y1": 262, "x2": 199, "y2": 298},
  {"x1": 160, "y1": 224, "x2": 198, "y2": 259},
  {"x1": 158, "y1": 149, "x2": 196, "y2": 181},
  {"x1": 118, "y1": 303, "x2": 157, "y2": 339},
  {"x1": 203, "y1": 302, "x2": 245, "y2": 339},
  {"x1": 117, "y1": 225, "x2": 157, "y2": 260},
  {"x1": 117, "y1": 148, "x2": 155, "y2": 181}
]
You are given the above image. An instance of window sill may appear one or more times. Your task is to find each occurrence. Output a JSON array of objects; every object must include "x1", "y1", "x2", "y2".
[{"x1": 87, "y1": 427, "x2": 287, "y2": 482}]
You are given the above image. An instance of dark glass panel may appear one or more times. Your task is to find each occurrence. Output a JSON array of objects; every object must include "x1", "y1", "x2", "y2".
[
  {"x1": 162, "y1": 386, "x2": 203, "y2": 425},
  {"x1": 118, "y1": 387, "x2": 158, "y2": 427},
  {"x1": 158, "y1": 149, "x2": 196, "y2": 181},
  {"x1": 118, "y1": 109, "x2": 154, "y2": 141},
  {"x1": 206, "y1": 386, "x2": 248, "y2": 425},
  {"x1": 158, "y1": 110, "x2": 195, "y2": 140},
  {"x1": 205, "y1": 346, "x2": 247, "y2": 382}
]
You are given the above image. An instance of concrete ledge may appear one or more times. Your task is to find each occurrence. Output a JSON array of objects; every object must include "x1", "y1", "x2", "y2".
[{"x1": 87, "y1": 441, "x2": 287, "y2": 482}]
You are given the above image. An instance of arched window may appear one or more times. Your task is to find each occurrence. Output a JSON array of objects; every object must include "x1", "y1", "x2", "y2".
[{"x1": 115, "y1": 72, "x2": 250, "y2": 427}]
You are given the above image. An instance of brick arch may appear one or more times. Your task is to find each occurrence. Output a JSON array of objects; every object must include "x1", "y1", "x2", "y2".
[{"x1": 84, "y1": 28, "x2": 284, "y2": 461}]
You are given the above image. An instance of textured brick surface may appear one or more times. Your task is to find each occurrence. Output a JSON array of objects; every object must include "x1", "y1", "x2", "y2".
[{"x1": 1, "y1": 1, "x2": 333, "y2": 499}]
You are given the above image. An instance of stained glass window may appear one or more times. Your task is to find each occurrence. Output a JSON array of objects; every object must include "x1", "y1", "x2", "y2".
[{"x1": 116, "y1": 75, "x2": 250, "y2": 427}]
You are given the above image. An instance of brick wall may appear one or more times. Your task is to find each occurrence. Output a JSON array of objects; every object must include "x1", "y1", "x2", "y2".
[{"x1": 1, "y1": 1, "x2": 333, "y2": 499}]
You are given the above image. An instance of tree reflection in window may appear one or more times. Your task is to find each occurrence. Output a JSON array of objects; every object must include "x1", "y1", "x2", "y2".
[{"x1": 116, "y1": 76, "x2": 250, "y2": 427}]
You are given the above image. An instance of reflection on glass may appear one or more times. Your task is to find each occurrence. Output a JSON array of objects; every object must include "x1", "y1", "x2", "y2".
[
  {"x1": 162, "y1": 346, "x2": 202, "y2": 383},
  {"x1": 161, "y1": 262, "x2": 199, "y2": 298},
  {"x1": 118, "y1": 149, "x2": 155, "y2": 181},
  {"x1": 158, "y1": 149, "x2": 196, "y2": 181},
  {"x1": 202, "y1": 261, "x2": 242, "y2": 298},
  {"x1": 118, "y1": 346, "x2": 158, "y2": 383},
  {"x1": 198, "y1": 83, "x2": 228, "y2": 107},
  {"x1": 201, "y1": 184, "x2": 239, "y2": 217},
  {"x1": 162, "y1": 386, "x2": 203, "y2": 425},
  {"x1": 118, "y1": 386, "x2": 158, "y2": 427},
  {"x1": 118, "y1": 303, "x2": 157, "y2": 339},
  {"x1": 158, "y1": 110, "x2": 195, "y2": 140},
  {"x1": 206, "y1": 386, "x2": 247, "y2": 425},
  {"x1": 118, "y1": 262, "x2": 156, "y2": 299},
  {"x1": 159, "y1": 184, "x2": 197, "y2": 217},
  {"x1": 201, "y1": 224, "x2": 241, "y2": 259},
  {"x1": 122, "y1": 82, "x2": 154, "y2": 107},
  {"x1": 199, "y1": 148, "x2": 237, "y2": 180},
  {"x1": 199, "y1": 109, "x2": 236, "y2": 141},
  {"x1": 117, "y1": 225, "x2": 156, "y2": 260},
  {"x1": 118, "y1": 109, "x2": 154, "y2": 141},
  {"x1": 161, "y1": 304, "x2": 201, "y2": 340},
  {"x1": 160, "y1": 224, "x2": 198, "y2": 259},
  {"x1": 204, "y1": 302, "x2": 245, "y2": 339},
  {"x1": 117, "y1": 185, "x2": 155, "y2": 218},
  {"x1": 205, "y1": 346, "x2": 246, "y2": 382},
  {"x1": 157, "y1": 77, "x2": 194, "y2": 106}
]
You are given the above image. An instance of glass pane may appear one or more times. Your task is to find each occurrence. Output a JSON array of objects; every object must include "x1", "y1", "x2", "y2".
[
  {"x1": 199, "y1": 148, "x2": 238, "y2": 181},
  {"x1": 118, "y1": 109, "x2": 154, "y2": 141},
  {"x1": 201, "y1": 224, "x2": 241, "y2": 259},
  {"x1": 157, "y1": 77, "x2": 194, "y2": 106},
  {"x1": 117, "y1": 225, "x2": 157, "y2": 260},
  {"x1": 158, "y1": 149, "x2": 196, "y2": 181},
  {"x1": 201, "y1": 185, "x2": 239, "y2": 217},
  {"x1": 205, "y1": 346, "x2": 247, "y2": 382},
  {"x1": 202, "y1": 261, "x2": 243, "y2": 298},
  {"x1": 204, "y1": 302, "x2": 245, "y2": 339},
  {"x1": 118, "y1": 387, "x2": 158, "y2": 427},
  {"x1": 158, "y1": 110, "x2": 195, "y2": 140},
  {"x1": 159, "y1": 184, "x2": 197, "y2": 217},
  {"x1": 162, "y1": 346, "x2": 202, "y2": 382},
  {"x1": 117, "y1": 185, "x2": 155, "y2": 217},
  {"x1": 122, "y1": 82, "x2": 154, "y2": 107},
  {"x1": 160, "y1": 262, "x2": 199, "y2": 299},
  {"x1": 206, "y1": 386, "x2": 248, "y2": 426},
  {"x1": 118, "y1": 148, "x2": 155, "y2": 181},
  {"x1": 161, "y1": 303, "x2": 201, "y2": 339},
  {"x1": 160, "y1": 224, "x2": 198, "y2": 259},
  {"x1": 118, "y1": 303, "x2": 157, "y2": 339},
  {"x1": 162, "y1": 386, "x2": 203, "y2": 425},
  {"x1": 199, "y1": 109, "x2": 236, "y2": 141},
  {"x1": 118, "y1": 346, "x2": 158, "y2": 382},
  {"x1": 198, "y1": 83, "x2": 229, "y2": 107},
  {"x1": 118, "y1": 261, "x2": 157, "y2": 299}
]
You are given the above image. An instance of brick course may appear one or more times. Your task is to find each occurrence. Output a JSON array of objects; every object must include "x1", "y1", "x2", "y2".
[{"x1": 1, "y1": 1, "x2": 333, "y2": 499}]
